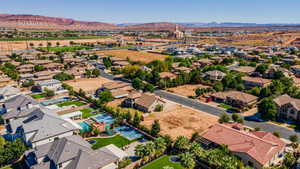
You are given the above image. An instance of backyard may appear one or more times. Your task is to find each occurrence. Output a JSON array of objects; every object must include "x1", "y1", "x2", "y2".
[
  {"x1": 90, "y1": 135, "x2": 134, "y2": 149},
  {"x1": 57, "y1": 100, "x2": 86, "y2": 107},
  {"x1": 80, "y1": 108, "x2": 96, "y2": 119},
  {"x1": 31, "y1": 93, "x2": 47, "y2": 99},
  {"x1": 141, "y1": 155, "x2": 184, "y2": 169}
]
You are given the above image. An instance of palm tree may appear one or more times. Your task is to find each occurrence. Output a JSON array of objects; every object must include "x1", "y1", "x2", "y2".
[
  {"x1": 154, "y1": 137, "x2": 167, "y2": 157},
  {"x1": 189, "y1": 142, "x2": 205, "y2": 159},
  {"x1": 174, "y1": 136, "x2": 190, "y2": 153},
  {"x1": 179, "y1": 152, "x2": 196, "y2": 169}
]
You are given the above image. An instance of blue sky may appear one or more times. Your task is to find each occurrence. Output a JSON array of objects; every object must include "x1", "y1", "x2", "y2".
[{"x1": 1, "y1": 0, "x2": 299, "y2": 24}]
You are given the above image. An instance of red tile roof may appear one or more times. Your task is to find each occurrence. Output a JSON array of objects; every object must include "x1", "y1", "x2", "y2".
[{"x1": 201, "y1": 123, "x2": 286, "y2": 166}]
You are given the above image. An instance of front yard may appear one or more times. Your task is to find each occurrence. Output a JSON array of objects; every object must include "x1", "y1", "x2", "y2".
[
  {"x1": 141, "y1": 155, "x2": 184, "y2": 169},
  {"x1": 57, "y1": 100, "x2": 86, "y2": 107},
  {"x1": 90, "y1": 135, "x2": 134, "y2": 150}
]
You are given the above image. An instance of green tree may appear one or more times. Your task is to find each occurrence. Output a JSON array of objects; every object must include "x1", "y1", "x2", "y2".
[
  {"x1": 289, "y1": 134, "x2": 298, "y2": 143},
  {"x1": 213, "y1": 82, "x2": 224, "y2": 92},
  {"x1": 132, "y1": 113, "x2": 141, "y2": 126},
  {"x1": 255, "y1": 64, "x2": 269, "y2": 74},
  {"x1": 258, "y1": 98, "x2": 277, "y2": 121},
  {"x1": 174, "y1": 136, "x2": 190, "y2": 153},
  {"x1": 219, "y1": 113, "x2": 231, "y2": 123},
  {"x1": 53, "y1": 72, "x2": 74, "y2": 81},
  {"x1": 34, "y1": 65, "x2": 44, "y2": 72},
  {"x1": 98, "y1": 91, "x2": 113, "y2": 105},
  {"x1": 283, "y1": 153, "x2": 296, "y2": 168},
  {"x1": 150, "y1": 120, "x2": 160, "y2": 137},
  {"x1": 132, "y1": 78, "x2": 144, "y2": 90},
  {"x1": 154, "y1": 104, "x2": 163, "y2": 112},
  {"x1": 45, "y1": 88, "x2": 55, "y2": 97},
  {"x1": 273, "y1": 131, "x2": 281, "y2": 138},
  {"x1": 179, "y1": 152, "x2": 196, "y2": 169},
  {"x1": 92, "y1": 69, "x2": 100, "y2": 77}
]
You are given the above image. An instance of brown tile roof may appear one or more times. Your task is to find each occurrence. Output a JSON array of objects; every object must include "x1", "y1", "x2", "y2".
[
  {"x1": 135, "y1": 94, "x2": 158, "y2": 109},
  {"x1": 242, "y1": 76, "x2": 271, "y2": 84},
  {"x1": 211, "y1": 91, "x2": 258, "y2": 103},
  {"x1": 110, "y1": 89, "x2": 129, "y2": 97},
  {"x1": 102, "y1": 81, "x2": 131, "y2": 90},
  {"x1": 201, "y1": 123, "x2": 286, "y2": 166},
  {"x1": 233, "y1": 66, "x2": 255, "y2": 73},
  {"x1": 273, "y1": 94, "x2": 300, "y2": 110}
]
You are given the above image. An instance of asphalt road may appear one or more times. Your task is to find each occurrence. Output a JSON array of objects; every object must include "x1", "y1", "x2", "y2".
[{"x1": 99, "y1": 68, "x2": 300, "y2": 142}]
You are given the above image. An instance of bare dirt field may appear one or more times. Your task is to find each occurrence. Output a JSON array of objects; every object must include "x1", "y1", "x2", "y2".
[
  {"x1": 65, "y1": 77, "x2": 112, "y2": 94},
  {"x1": 0, "y1": 38, "x2": 115, "y2": 53},
  {"x1": 98, "y1": 49, "x2": 168, "y2": 63},
  {"x1": 167, "y1": 84, "x2": 210, "y2": 97},
  {"x1": 141, "y1": 102, "x2": 218, "y2": 139}
]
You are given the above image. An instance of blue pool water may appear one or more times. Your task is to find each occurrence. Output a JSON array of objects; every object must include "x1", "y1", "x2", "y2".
[
  {"x1": 114, "y1": 126, "x2": 144, "y2": 140},
  {"x1": 78, "y1": 121, "x2": 91, "y2": 133},
  {"x1": 91, "y1": 114, "x2": 114, "y2": 124},
  {"x1": 40, "y1": 97, "x2": 72, "y2": 106}
]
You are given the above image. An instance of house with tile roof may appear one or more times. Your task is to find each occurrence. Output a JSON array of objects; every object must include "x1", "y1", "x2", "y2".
[
  {"x1": 25, "y1": 135, "x2": 127, "y2": 169},
  {"x1": 210, "y1": 91, "x2": 258, "y2": 110},
  {"x1": 242, "y1": 76, "x2": 272, "y2": 88},
  {"x1": 273, "y1": 94, "x2": 300, "y2": 122},
  {"x1": 201, "y1": 123, "x2": 286, "y2": 169}
]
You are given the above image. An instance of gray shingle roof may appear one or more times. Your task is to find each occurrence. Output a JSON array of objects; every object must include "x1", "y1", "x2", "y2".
[
  {"x1": 27, "y1": 135, "x2": 120, "y2": 169},
  {"x1": 3, "y1": 94, "x2": 38, "y2": 110}
]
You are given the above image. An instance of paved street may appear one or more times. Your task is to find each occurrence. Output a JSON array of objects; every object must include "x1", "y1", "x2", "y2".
[{"x1": 99, "y1": 68, "x2": 300, "y2": 142}]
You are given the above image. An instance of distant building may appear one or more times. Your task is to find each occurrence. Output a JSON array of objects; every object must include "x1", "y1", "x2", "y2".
[
  {"x1": 34, "y1": 79, "x2": 63, "y2": 92},
  {"x1": 204, "y1": 70, "x2": 226, "y2": 81}
]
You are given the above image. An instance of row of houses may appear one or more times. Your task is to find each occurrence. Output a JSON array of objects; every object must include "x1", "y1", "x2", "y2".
[{"x1": 0, "y1": 92, "x2": 127, "y2": 169}]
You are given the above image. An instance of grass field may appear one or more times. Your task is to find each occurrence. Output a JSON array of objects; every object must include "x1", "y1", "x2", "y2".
[
  {"x1": 99, "y1": 49, "x2": 168, "y2": 63},
  {"x1": 31, "y1": 93, "x2": 47, "y2": 99},
  {"x1": 218, "y1": 104, "x2": 234, "y2": 109},
  {"x1": 39, "y1": 46, "x2": 92, "y2": 52},
  {"x1": 90, "y1": 135, "x2": 133, "y2": 149},
  {"x1": 141, "y1": 155, "x2": 184, "y2": 169},
  {"x1": 80, "y1": 108, "x2": 96, "y2": 119},
  {"x1": 0, "y1": 36, "x2": 109, "y2": 41},
  {"x1": 57, "y1": 100, "x2": 86, "y2": 107}
]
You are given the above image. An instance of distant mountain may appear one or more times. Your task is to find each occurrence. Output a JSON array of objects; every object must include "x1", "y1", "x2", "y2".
[
  {"x1": 0, "y1": 14, "x2": 117, "y2": 30},
  {"x1": 0, "y1": 14, "x2": 300, "y2": 31}
]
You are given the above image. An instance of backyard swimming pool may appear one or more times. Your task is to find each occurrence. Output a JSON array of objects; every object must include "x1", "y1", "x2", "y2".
[
  {"x1": 91, "y1": 114, "x2": 114, "y2": 125},
  {"x1": 78, "y1": 121, "x2": 91, "y2": 133},
  {"x1": 114, "y1": 125, "x2": 144, "y2": 140}
]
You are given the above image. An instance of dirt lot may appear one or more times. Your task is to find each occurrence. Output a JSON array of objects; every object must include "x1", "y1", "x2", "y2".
[
  {"x1": 167, "y1": 84, "x2": 210, "y2": 97},
  {"x1": 65, "y1": 77, "x2": 112, "y2": 94},
  {"x1": 141, "y1": 102, "x2": 218, "y2": 139},
  {"x1": 98, "y1": 49, "x2": 168, "y2": 63},
  {"x1": 0, "y1": 38, "x2": 115, "y2": 53}
]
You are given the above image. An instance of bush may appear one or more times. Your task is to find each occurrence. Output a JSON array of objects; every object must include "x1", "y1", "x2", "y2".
[{"x1": 154, "y1": 104, "x2": 164, "y2": 112}]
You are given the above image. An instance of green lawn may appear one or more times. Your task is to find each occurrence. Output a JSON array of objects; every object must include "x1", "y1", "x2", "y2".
[
  {"x1": 218, "y1": 104, "x2": 234, "y2": 109},
  {"x1": 90, "y1": 135, "x2": 133, "y2": 149},
  {"x1": 141, "y1": 155, "x2": 184, "y2": 169},
  {"x1": 57, "y1": 100, "x2": 86, "y2": 107},
  {"x1": 39, "y1": 46, "x2": 92, "y2": 52},
  {"x1": 31, "y1": 93, "x2": 47, "y2": 99},
  {"x1": 0, "y1": 36, "x2": 109, "y2": 41},
  {"x1": 80, "y1": 108, "x2": 96, "y2": 119}
]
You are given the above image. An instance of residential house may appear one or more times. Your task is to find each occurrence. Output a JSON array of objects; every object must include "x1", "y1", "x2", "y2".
[
  {"x1": 33, "y1": 70, "x2": 61, "y2": 82},
  {"x1": 44, "y1": 63, "x2": 64, "y2": 71},
  {"x1": 204, "y1": 70, "x2": 226, "y2": 81},
  {"x1": 123, "y1": 91, "x2": 165, "y2": 112},
  {"x1": 1, "y1": 94, "x2": 39, "y2": 114},
  {"x1": 159, "y1": 72, "x2": 177, "y2": 80},
  {"x1": 100, "y1": 81, "x2": 133, "y2": 98},
  {"x1": 201, "y1": 123, "x2": 286, "y2": 169},
  {"x1": 32, "y1": 60, "x2": 52, "y2": 66},
  {"x1": 0, "y1": 86, "x2": 20, "y2": 102},
  {"x1": 210, "y1": 91, "x2": 258, "y2": 109},
  {"x1": 20, "y1": 73, "x2": 34, "y2": 82},
  {"x1": 291, "y1": 65, "x2": 300, "y2": 78},
  {"x1": 3, "y1": 106, "x2": 78, "y2": 148},
  {"x1": 232, "y1": 66, "x2": 256, "y2": 75},
  {"x1": 25, "y1": 135, "x2": 127, "y2": 169},
  {"x1": 0, "y1": 55, "x2": 11, "y2": 63},
  {"x1": 0, "y1": 75, "x2": 12, "y2": 87},
  {"x1": 273, "y1": 94, "x2": 300, "y2": 122},
  {"x1": 17, "y1": 64, "x2": 35, "y2": 74},
  {"x1": 35, "y1": 79, "x2": 62, "y2": 92},
  {"x1": 242, "y1": 76, "x2": 271, "y2": 88},
  {"x1": 65, "y1": 67, "x2": 86, "y2": 79}
]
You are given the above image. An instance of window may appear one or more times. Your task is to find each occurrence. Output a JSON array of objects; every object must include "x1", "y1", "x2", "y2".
[{"x1": 248, "y1": 161, "x2": 253, "y2": 167}]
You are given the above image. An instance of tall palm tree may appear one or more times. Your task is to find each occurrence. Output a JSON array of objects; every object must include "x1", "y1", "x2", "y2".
[
  {"x1": 154, "y1": 137, "x2": 167, "y2": 157},
  {"x1": 174, "y1": 136, "x2": 190, "y2": 153},
  {"x1": 179, "y1": 152, "x2": 196, "y2": 169}
]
